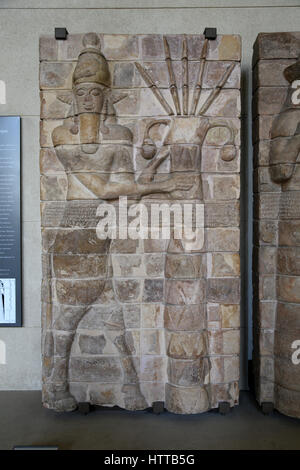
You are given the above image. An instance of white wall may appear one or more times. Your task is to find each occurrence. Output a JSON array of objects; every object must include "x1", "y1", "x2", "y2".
[{"x1": 0, "y1": 0, "x2": 299, "y2": 390}]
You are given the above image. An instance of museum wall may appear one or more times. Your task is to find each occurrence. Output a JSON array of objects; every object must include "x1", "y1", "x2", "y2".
[{"x1": 0, "y1": 0, "x2": 299, "y2": 390}]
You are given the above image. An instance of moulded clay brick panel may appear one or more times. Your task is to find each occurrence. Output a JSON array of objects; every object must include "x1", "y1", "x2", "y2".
[
  {"x1": 252, "y1": 117, "x2": 274, "y2": 144},
  {"x1": 40, "y1": 34, "x2": 242, "y2": 63},
  {"x1": 253, "y1": 59, "x2": 295, "y2": 90},
  {"x1": 40, "y1": 61, "x2": 241, "y2": 91},
  {"x1": 39, "y1": 117, "x2": 241, "y2": 148},
  {"x1": 252, "y1": 88, "x2": 288, "y2": 117},
  {"x1": 252, "y1": 32, "x2": 300, "y2": 418},
  {"x1": 40, "y1": 201, "x2": 240, "y2": 229},
  {"x1": 40, "y1": 89, "x2": 241, "y2": 119},
  {"x1": 253, "y1": 32, "x2": 300, "y2": 65},
  {"x1": 40, "y1": 33, "x2": 241, "y2": 414},
  {"x1": 253, "y1": 168, "x2": 281, "y2": 193},
  {"x1": 253, "y1": 141, "x2": 270, "y2": 169}
]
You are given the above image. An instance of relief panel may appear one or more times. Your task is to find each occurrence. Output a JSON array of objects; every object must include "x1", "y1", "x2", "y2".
[
  {"x1": 40, "y1": 32, "x2": 241, "y2": 413},
  {"x1": 253, "y1": 32, "x2": 300, "y2": 418}
]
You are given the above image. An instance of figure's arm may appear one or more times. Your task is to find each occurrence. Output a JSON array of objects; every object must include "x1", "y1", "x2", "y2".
[
  {"x1": 75, "y1": 172, "x2": 192, "y2": 200},
  {"x1": 137, "y1": 147, "x2": 170, "y2": 184},
  {"x1": 269, "y1": 114, "x2": 300, "y2": 183}
]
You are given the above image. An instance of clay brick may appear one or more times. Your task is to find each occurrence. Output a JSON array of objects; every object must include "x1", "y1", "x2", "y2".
[{"x1": 40, "y1": 32, "x2": 241, "y2": 413}]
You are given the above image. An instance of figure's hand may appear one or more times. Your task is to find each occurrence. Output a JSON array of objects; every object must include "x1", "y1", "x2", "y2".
[
  {"x1": 269, "y1": 163, "x2": 294, "y2": 183},
  {"x1": 269, "y1": 138, "x2": 297, "y2": 183},
  {"x1": 171, "y1": 174, "x2": 202, "y2": 199},
  {"x1": 162, "y1": 174, "x2": 194, "y2": 193},
  {"x1": 138, "y1": 147, "x2": 170, "y2": 184},
  {"x1": 144, "y1": 147, "x2": 170, "y2": 172}
]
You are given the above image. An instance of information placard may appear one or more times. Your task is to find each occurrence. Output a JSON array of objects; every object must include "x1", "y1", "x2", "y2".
[{"x1": 0, "y1": 116, "x2": 21, "y2": 326}]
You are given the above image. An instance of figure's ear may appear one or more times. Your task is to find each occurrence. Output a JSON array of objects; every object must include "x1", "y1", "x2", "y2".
[
  {"x1": 111, "y1": 91, "x2": 128, "y2": 105},
  {"x1": 57, "y1": 91, "x2": 73, "y2": 105},
  {"x1": 56, "y1": 91, "x2": 75, "y2": 118}
]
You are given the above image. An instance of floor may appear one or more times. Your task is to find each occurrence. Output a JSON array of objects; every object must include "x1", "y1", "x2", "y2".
[{"x1": 0, "y1": 391, "x2": 299, "y2": 450}]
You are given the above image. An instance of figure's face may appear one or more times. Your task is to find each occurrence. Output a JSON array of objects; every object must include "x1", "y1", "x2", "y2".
[{"x1": 74, "y1": 83, "x2": 105, "y2": 114}]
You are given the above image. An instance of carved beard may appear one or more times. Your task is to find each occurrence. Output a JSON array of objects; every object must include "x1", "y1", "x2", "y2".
[
  {"x1": 72, "y1": 87, "x2": 109, "y2": 148},
  {"x1": 78, "y1": 111, "x2": 110, "y2": 153},
  {"x1": 79, "y1": 113, "x2": 100, "y2": 144}
]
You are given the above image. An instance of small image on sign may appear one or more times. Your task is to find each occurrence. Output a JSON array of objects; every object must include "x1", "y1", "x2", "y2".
[{"x1": 0, "y1": 279, "x2": 16, "y2": 324}]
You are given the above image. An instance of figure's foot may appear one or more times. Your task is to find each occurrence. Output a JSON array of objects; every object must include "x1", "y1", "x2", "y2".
[{"x1": 43, "y1": 394, "x2": 78, "y2": 412}]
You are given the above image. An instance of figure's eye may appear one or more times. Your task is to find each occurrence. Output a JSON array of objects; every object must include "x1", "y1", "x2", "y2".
[
  {"x1": 76, "y1": 89, "x2": 85, "y2": 96},
  {"x1": 91, "y1": 89, "x2": 101, "y2": 96}
]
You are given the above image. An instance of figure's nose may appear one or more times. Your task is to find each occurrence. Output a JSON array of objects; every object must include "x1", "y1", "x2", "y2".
[{"x1": 84, "y1": 94, "x2": 92, "y2": 102}]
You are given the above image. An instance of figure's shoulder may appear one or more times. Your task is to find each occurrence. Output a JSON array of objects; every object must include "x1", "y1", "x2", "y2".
[
  {"x1": 52, "y1": 122, "x2": 79, "y2": 147},
  {"x1": 103, "y1": 123, "x2": 133, "y2": 144}
]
